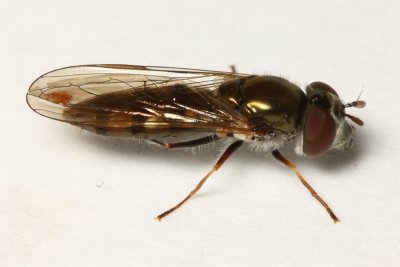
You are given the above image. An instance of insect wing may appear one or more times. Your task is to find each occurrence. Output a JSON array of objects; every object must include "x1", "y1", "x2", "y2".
[{"x1": 27, "y1": 65, "x2": 252, "y2": 135}]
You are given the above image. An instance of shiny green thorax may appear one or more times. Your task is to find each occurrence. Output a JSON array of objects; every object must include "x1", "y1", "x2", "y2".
[{"x1": 216, "y1": 75, "x2": 307, "y2": 134}]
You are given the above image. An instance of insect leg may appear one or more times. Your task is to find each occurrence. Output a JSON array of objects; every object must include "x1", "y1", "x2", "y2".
[
  {"x1": 229, "y1": 64, "x2": 237, "y2": 73},
  {"x1": 271, "y1": 150, "x2": 340, "y2": 223},
  {"x1": 156, "y1": 140, "x2": 244, "y2": 221},
  {"x1": 150, "y1": 134, "x2": 219, "y2": 149}
]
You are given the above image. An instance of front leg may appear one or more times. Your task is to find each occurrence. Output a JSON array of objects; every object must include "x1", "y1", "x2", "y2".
[{"x1": 272, "y1": 150, "x2": 340, "y2": 223}]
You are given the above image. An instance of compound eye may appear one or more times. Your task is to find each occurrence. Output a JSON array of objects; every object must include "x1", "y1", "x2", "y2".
[
  {"x1": 303, "y1": 106, "x2": 336, "y2": 155},
  {"x1": 309, "y1": 81, "x2": 338, "y2": 96}
]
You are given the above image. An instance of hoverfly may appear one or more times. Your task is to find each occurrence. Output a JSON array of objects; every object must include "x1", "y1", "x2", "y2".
[{"x1": 26, "y1": 64, "x2": 365, "y2": 223}]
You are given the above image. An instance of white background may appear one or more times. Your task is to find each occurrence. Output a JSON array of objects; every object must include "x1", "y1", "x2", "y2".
[{"x1": 1, "y1": 1, "x2": 400, "y2": 266}]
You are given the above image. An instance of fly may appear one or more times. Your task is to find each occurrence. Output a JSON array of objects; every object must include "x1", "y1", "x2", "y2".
[{"x1": 26, "y1": 64, "x2": 366, "y2": 223}]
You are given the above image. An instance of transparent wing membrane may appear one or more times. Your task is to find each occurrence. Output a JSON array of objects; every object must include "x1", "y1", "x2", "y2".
[{"x1": 27, "y1": 65, "x2": 253, "y2": 135}]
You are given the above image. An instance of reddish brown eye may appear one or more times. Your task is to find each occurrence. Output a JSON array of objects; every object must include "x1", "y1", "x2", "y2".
[
  {"x1": 309, "y1": 81, "x2": 338, "y2": 96},
  {"x1": 303, "y1": 106, "x2": 336, "y2": 155}
]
